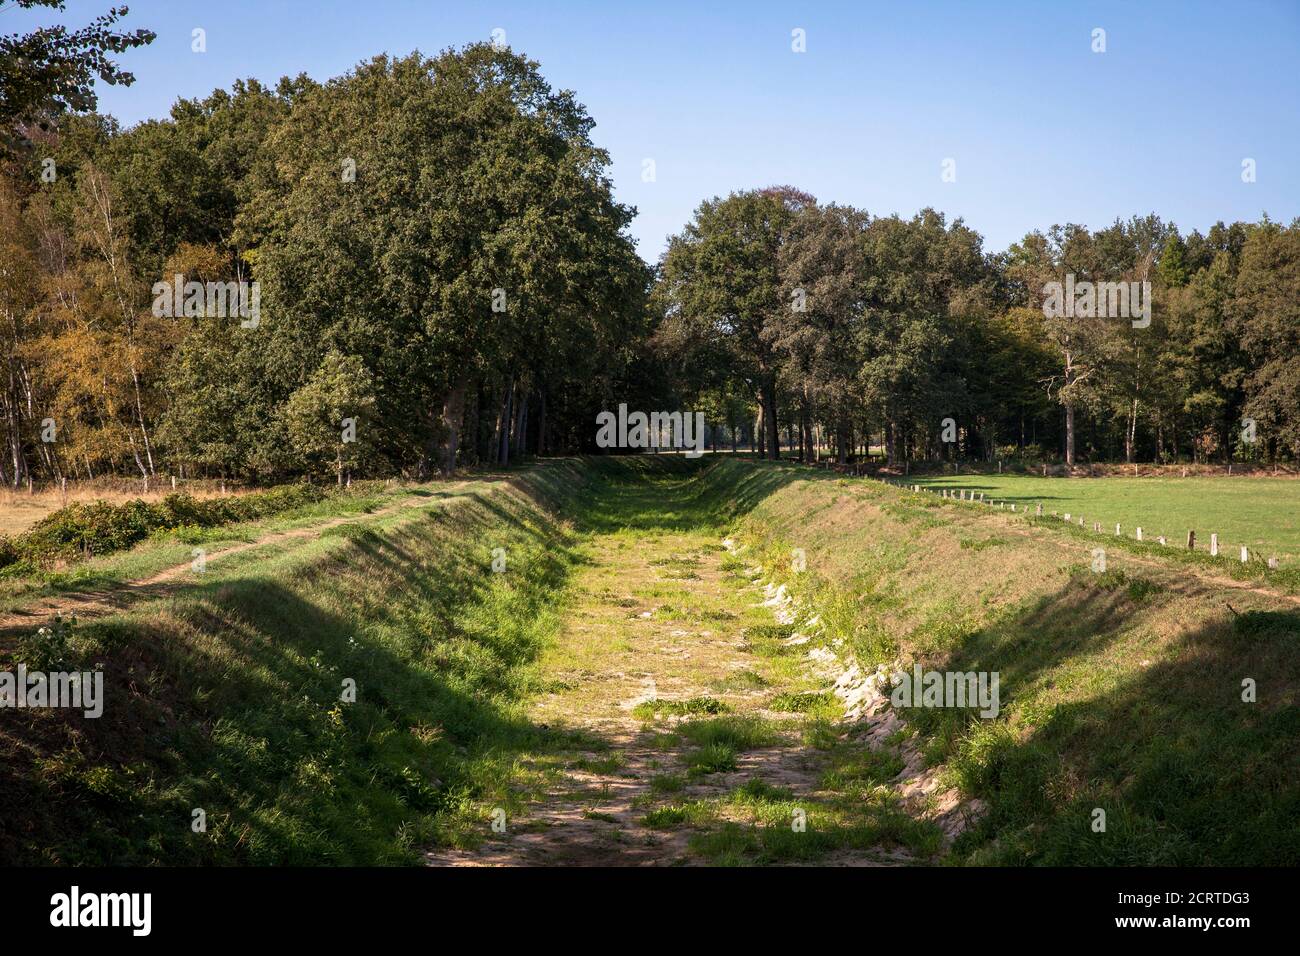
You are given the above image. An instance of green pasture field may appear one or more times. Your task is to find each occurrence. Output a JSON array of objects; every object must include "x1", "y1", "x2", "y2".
[{"x1": 910, "y1": 474, "x2": 1300, "y2": 560}]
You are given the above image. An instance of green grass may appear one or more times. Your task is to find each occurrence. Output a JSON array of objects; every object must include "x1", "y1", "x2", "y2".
[
  {"x1": 709, "y1": 669, "x2": 769, "y2": 692},
  {"x1": 9, "y1": 454, "x2": 1298, "y2": 867},
  {"x1": 680, "y1": 777, "x2": 942, "y2": 865},
  {"x1": 821, "y1": 748, "x2": 907, "y2": 790},
  {"x1": 1085, "y1": 567, "x2": 1165, "y2": 602},
  {"x1": 631, "y1": 696, "x2": 729, "y2": 721},
  {"x1": 0, "y1": 481, "x2": 454, "y2": 614},
  {"x1": 640, "y1": 772, "x2": 942, "y2": 865},
  {"x1": 912, "y1": 473, "x2": 1300, "y2": 561},
  {"x1": 676, "y1": 715, "x2": 779, "y2": 750},
  {"x1": 649, "y1": 773, "x2": 687, "y2": 795},
  {"x1": 731, "y1": 457, "x2": 1300, "y2": 865},
  {"x1": 741, "y1": 622, "x2": 803, "y2": 658},
  {"x1": 0, "y1": 466, "x2": 584, "y2": 864},
  {"x1": 673, "y1": 716, "x2": 780, "y2": 778},
  {"x1": 684, "y1": 743, "x2": 738, "y2": 777},
  {"x1": 642, "y1": 801, "x2": 716, "y2": 829},
  {"x1": 768, "y1": 691, "x2": 833, "y2": 713}
]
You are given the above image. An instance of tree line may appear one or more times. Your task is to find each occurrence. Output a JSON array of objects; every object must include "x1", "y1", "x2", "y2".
[
  {"x1": 658, "y1": 189, "x2": 1300, "y2": 467},
  {"x1": 2, "y1": 39, "x2": 652, "y2": 484},
  {"x1": 3, "y1": 10, "x2": 1298, "y2": 484}
]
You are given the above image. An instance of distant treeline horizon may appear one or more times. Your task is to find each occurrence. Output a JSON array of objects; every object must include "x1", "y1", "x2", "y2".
[{"x1": 3, "y1": 45, "x2": 1298, "y2": 485}]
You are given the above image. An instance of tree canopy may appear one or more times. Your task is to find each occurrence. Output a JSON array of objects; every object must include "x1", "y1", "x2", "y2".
[{"x1": 2, "y1": 25, "x2": 1299, "y2": 485}]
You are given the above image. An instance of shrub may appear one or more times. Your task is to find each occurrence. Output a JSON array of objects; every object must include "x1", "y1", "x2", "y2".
[
  {"x1": 0, "y1": 484, "x2": 331, "y2": 570},
  {"x1": 17, "y1": 614, "x2": 76, "y2": 670}
]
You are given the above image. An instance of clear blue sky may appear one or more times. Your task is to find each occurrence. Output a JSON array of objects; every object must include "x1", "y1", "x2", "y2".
[{"x1": 10, "y1": 0, "x2": 1299, "y2": 262}]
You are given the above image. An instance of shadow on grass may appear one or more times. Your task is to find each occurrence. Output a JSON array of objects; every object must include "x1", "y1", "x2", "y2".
[
  {"x1": 895, "y1": 572, "x2": 1300, "y2": 865},
  {"x1": 0, "y1": 473, "x2": 591, "y2": 865},
  {"x1": 22, "y1": 456, "x2": 1282, "y2": 866},
  {"x1": 1, "y1": 456, "x2": 819, "y2": 864}
]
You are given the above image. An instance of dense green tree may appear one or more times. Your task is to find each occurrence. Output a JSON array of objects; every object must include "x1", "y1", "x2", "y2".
[
  {"x1": 772, "y1": 202, "x2": 870, "y2": 462},
  {"x1": 659, "y1": 187, "x2": 813, "y2": 459},
  {"x1": 233, "y1": 46, "x2": 643, "y2": 475},
  {"x1": 1233, "y1": 220, "x2": 1300, "y2": 459},
  {"x1": 283, "y1": 350, "x2": 377, "y2": 483},
  {"x1": 1159, "y1": 232, "x2": 1189, "y2": 287},
  {"x1": 859, "y1": 211, "x2": 986, "y2": 465},
  {"x1": 4, "y1": 20, "x2": 1299, "y2": 480}
]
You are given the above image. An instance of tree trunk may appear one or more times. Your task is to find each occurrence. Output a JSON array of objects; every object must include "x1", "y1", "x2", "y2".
[
  {"x1": 512, "y1": 387, "x2": 528, "y2": 459},
  {"x1": 466, "y1": 383, "x2": 481, "y2": 466},
  {"x1": 437, "y1": 376, "x2": 469, "y2": 475},
  {"x1": 795, "y1": 395, "x2": 806, "y2": 460},
  {"x1": 1063, "y1": 346, "x2": 1076, "y2": 467},
  {"x1": 1125, "y1": 398, "x2": 1137, "y2": 463},
  {"x1": 760, "y1": 380, "x2": 779, "y2": 460},
  {"x1": 128, "y1": 435, "x2": 147, "y2": 478},
  {"x1": 536, "y1": 388, "x2": 547, "y2": 456},
  {"x1": 1065, "y1": 404, "x2": 1076, "y2": 467},
  {"x1": 129, "y1": 358, "x2": 155, "y2": 476},
  {"x1": 497, "y1": 379, "x2": 514, "y2": 466}
]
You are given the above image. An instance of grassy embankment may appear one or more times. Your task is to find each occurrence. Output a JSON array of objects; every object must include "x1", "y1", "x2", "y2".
[
  {"x1": 0, "y1": 480, "x2": 489, "y2": 616},
  {"x1": 3, "y1": 455, "x2": 1295, "y2": 865},
  {"x1": 729, "y1": 460, "x2": 1300, "y2": 864},
  {"x1": 0, "y1": 463, "x2": 583, "y2": 863}
]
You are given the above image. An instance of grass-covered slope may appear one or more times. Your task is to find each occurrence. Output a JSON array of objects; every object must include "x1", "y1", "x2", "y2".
[
  {"x1": 0, "y1": 481, "x2": 453, "y2": 614},
  {"x1": 0, "y1": 463, "x2": 587, "y2": 864},
  {"x1": 712, "y1": 458, "x2": 1300, "y2": 865},
  {"x1": 0, "y1": 485, "x2": 330, "y2": 572},
  {"x1": 3, "y1": 455, "x2": 1294, "y2": 866}
]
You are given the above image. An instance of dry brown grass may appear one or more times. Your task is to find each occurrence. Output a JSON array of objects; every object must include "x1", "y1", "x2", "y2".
[{"x1": 0, "y1": 478, "x2": 253, "y2": 537}]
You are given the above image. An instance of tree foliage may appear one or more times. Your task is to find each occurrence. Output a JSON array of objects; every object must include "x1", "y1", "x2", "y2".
[
  {"x1": 0, "y1": 1, "x2": 154, "y2": 153},
  {"x1": 2, "y1": 20, "x2": 1299, "y2": 482},
  {"x1": 1, "y1": 43, "x2": 649, "y2": 483}
]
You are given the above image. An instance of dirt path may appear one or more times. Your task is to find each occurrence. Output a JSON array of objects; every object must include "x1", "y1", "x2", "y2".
[
  {"x1": 425, "y1": 506, "x2": 956, "y2": 867},
  {"x1": 427, "y1": 469, "x2": 1296, "y2": 868},
  {"x1": 0, "y1": 483, "x2": 480, "y2": 638}
]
